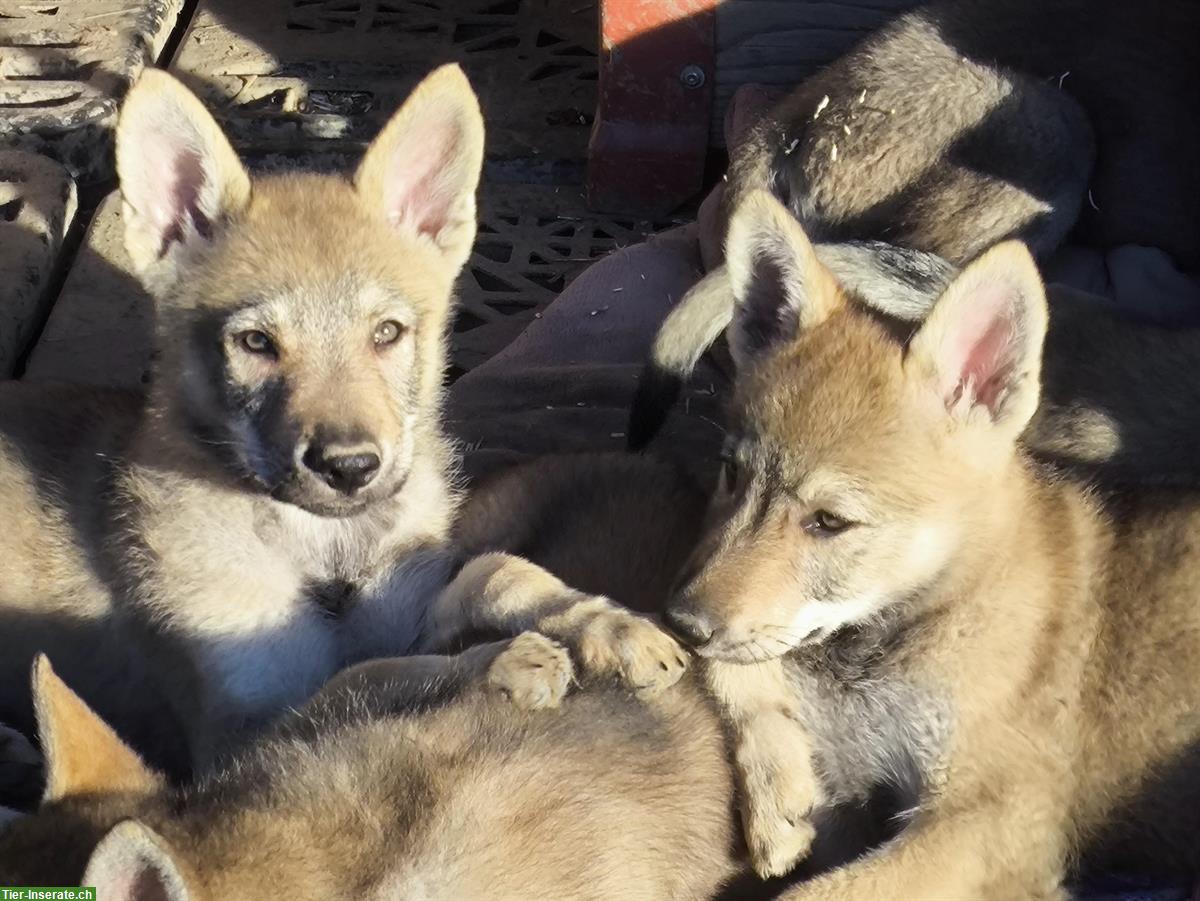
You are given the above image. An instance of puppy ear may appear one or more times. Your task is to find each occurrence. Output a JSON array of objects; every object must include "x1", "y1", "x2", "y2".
[
  {"x1": 905, "y1": 241, "x2": 1047, "y2": 437},
  {"x1": 116, "y1": 68, "x2": 251, "y2": 286},
  {"x1": 355, "y1": 64, "x2": 485, "y2": 273},
  {"x1": 83, "y1": 820, "x2": 192, "y2": 901},
  {"x1": 724, "y1": 190, "x2": 843, "y2": 368},
  {"x1": 32, "y1": 655, "x2": 162, "y2": 804}
]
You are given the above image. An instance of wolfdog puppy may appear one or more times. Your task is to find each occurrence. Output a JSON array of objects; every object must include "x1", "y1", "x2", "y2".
[
  {"x1": 0, "y1": 66, "x2": 683, "y2": 777},
  {"x1": 630, "y1": 0, "x2": 1199, "y2": 451},
  {"x1": 665, "y1": 191, "x2": 1200, "y2": 895},
  {"x1": 0, "y1": 651, "x2": 741, "y2": 898}
]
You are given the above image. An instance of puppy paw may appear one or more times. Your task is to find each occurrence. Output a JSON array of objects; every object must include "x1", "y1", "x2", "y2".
[
  {"x1": 744, "y1": 805, "x2": 817, "y2": 879},
  {"x1": 736, "y1": 718, "x2": 824, "y2": 878},
  {"x1": 488, "y1": 632, "x2": 574, "y2": 710},
  {"x1": 576, "y1": 609, "x2": 689, "y2": 696}
]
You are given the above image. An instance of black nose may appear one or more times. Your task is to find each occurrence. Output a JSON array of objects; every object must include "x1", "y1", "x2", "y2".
[
  {"x1": 664, "y1": 606, "x2": 715, "y2": 648},
  {"x1": 302, "y1": 445, "x2": 381, "y2": 494}
]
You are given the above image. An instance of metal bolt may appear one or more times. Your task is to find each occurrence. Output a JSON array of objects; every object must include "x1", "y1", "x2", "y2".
[{"x1": 680, "y1": 65, "x2": 706, "y2": 89}]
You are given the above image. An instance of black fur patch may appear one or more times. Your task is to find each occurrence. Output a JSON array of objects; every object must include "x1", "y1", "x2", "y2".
[
  {"x1": 737, "y1": 252, "x2": 801, "y2": 356},
  {"x1": 846, "y1": 240, "x2": 954, "y2": 295},
  {"x1": 306, "y1": 577, "x2": 359, "y2": 619}
]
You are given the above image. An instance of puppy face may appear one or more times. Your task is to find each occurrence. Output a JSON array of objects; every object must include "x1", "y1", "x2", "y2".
[
  {"x1": 666, "y1": 192, "x2": 1047, "y2": 660},
  {"x1": 116, "y1": 66, "x2": 484, "y2": 516}
]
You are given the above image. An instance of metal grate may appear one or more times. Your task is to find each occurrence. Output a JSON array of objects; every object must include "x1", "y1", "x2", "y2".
[
  {"x1": 171, "y1": 0, "x2": 597, "y2": 161},
  {"x1": 452, "y1": 183, "x2": 686, "y2": 373}
]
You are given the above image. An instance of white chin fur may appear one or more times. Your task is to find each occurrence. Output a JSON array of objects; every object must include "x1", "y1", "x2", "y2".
[{"x1": 787, "y1": 593, "x2": 882, "y2": 646}]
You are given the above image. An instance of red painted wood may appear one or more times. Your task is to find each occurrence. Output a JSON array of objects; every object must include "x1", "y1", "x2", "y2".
[{"x1": 587, "y1": 0, "x2": 717, "y2": 216}]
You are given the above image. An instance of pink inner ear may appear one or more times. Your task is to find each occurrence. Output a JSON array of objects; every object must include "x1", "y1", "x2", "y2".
[
  {"x1": 143, "y1": 134, "x2": 209, "y2": 256},
  {"x1": 386, "y1": 168, "x2": 449, "y2": 237},
  {"x1": 943, "y1": 282, "x2": 1020, "y2": 415},
  {"x1": 381, "y1": 109, "x2": 462, "y2": 239},
  {"x1": 957, "y1": 311, "x2": 1014, "y2": 410}
]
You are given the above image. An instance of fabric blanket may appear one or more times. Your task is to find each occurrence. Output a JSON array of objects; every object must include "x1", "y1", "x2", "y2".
[
  {"x1": 450, "y1": 83, "x2": 1200, "y2": 482},
  {"x1": 447, "y1": 221, "x2": 726, "y2": 482}
]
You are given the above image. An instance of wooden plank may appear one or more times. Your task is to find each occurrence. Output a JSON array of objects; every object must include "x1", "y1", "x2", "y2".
[
  {"x1": 0, "y1": 152, "x2": 77, "y2": 377},
  {"x1": 0, "y1": 0, "x2": 186, "y2": 184},
  {"x1": 587, "y1": 0, "x2": 719, "y2": 215}
]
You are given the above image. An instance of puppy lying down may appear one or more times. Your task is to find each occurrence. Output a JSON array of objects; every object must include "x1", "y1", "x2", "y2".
[{"x1": 0, "y1": 648, "x2": 741, "y2": 899}]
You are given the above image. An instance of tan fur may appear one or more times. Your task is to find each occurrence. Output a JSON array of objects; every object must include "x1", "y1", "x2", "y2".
[
  {"x1": 0, "y1": 66, "x2": 482, "y2": 774},
  {"x1": 33, "y1": 656, "x2": 162, "y2": 803},
  {"x1": 667, "y1": 191, "x2": 1200, "y2": 894},
  {"x1": 631, "y1": 0, "x2": 1200, "y2": 453},
  {"x1": 0, "y1": 68, "x2": 684, "y2": 781},
  {"x1": 705, "y1": 658, "x2": 826, "y2": 875},
  {"x1": 0, "y1": 457, "x2": 746, "y2": 898}
]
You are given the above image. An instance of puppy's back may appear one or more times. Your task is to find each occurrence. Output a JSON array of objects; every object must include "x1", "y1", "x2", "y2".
[{"x1": 148, "y1": 675, "x2": 742, "y2": 900}]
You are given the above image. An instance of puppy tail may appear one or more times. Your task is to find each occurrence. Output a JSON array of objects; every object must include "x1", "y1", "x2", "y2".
[{"x1": 627, "y1": 266, "x2": 734, "y2": 452}]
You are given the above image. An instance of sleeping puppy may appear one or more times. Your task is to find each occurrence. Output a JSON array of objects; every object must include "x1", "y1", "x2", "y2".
[{"x1": 0, "y1": 648, "x2": 744, "y2": 898}]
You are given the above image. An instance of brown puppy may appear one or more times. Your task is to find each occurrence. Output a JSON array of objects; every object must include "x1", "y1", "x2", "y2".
[
  {"x1": 0, "y1": 66, "x2": 684, "y2": 778},
  {"x1": 0, "y1": 652, "x2": 742, "y2": 899},
  {"x1": 630, "y1": 0, "x2": 1200, "y2": 451},
  {"x1": 665, "y1": 191, "x2": 1200, "y2": 895}
]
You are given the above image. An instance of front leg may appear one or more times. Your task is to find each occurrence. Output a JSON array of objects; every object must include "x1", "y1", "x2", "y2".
[
  {"x1": 426, "y1": 552, "x2": 688, "y2": 695},
  {"x1": 776, "y1": 789, "x2": 1068, "y2": 901},
  {"x1": 311, "y1": 632, "x2": 574, "y2": 715},
  {"x1": 339, "y1": 545, "x2": 458, "y2": 664},
  {"x1": 704, "y1": 658, "x2": 826, "y2": 878}
]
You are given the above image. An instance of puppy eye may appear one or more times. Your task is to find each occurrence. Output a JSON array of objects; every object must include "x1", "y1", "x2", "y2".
[
  {"x1": 238, "y1": 330, "x2": 276, "y2": 356},
  {"x1": 374, "y1": 320, "x2": 404, "y2": 347},
  {"x1": 803, "y1": 510, "x2": 853, "y2": 537}
]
